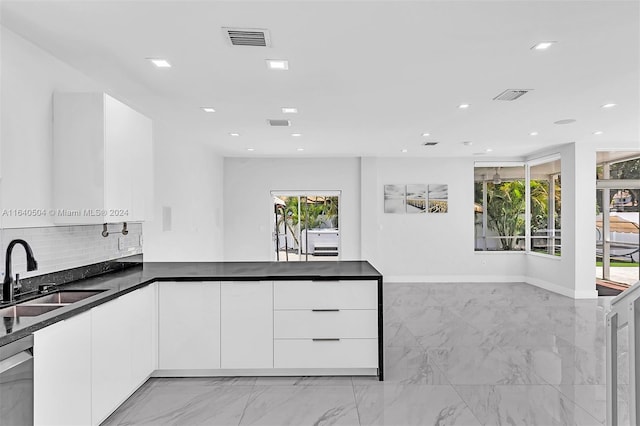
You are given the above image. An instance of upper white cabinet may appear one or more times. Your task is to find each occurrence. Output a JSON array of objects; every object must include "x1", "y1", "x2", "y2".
[{"x1": 53, "y1": 92, "x2": 152, "y2": 224}]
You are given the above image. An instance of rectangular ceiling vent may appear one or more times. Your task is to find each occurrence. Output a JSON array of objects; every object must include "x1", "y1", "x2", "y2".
[
  {"x1": 423, "y1": 142, "x2": 439, "y2": 146},
  {"x1": 268, "y1": 119, "x2": 290, "y2": 127},
  {"x1": 493, "y1": 89, "x2": 532, "y2": 101},
  {"x1": 223, "y1": 27, "x2": 271, "y2": 47}
]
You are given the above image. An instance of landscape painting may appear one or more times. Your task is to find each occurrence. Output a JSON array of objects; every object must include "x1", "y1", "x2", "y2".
[
  {"x1": 384, "y1": 185, "x2": 406, "y2": 213},
  {"x1": 428, "y1": 184, "x2": 448, "y2": 213},
  {"x1": 405, "y1": 184, "x2": 428, "y2": 214}
]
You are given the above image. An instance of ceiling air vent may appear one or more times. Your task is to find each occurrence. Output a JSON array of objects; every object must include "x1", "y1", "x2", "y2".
[
  {"x1": 268, "y1": 119, "x2": 290, "y2": 127},
  {"x1": 493, "y1": 89, "x2": 532, "y2": 101},
  {"x1": 423, "y1": 142, "x2": 439, "y2": 146},
  {"x1": 223, "y1": 27, "x2": 271, "y2": 47}
]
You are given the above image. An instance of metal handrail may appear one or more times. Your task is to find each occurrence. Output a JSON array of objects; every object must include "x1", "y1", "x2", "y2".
[{"x1": 607, "y1": 279, "x2": 640, "y2": 425}]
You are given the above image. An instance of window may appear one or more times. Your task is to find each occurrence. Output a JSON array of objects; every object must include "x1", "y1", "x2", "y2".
[
  {"x1": 529, "y1": 158, "x2": 561, "y2": 255},
  {"x1": 474, "y1": 164, "x2": 526, "y2": 251},
  {"x1": 271, "y1": 192, "x2": 340, "y2": 262},
  {"x1": 474, "y1": 156, "x2": 562, "y2": 256}
]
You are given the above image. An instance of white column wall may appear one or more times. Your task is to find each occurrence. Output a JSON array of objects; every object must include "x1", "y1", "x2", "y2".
[
  {"x1": 526, "y1": 143, "x2": 598, "y2": 298},
  {"x1": 142, "y1": 123, "x2": 223, "y2": 261}
]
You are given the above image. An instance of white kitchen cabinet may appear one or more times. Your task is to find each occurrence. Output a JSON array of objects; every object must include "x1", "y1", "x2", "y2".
[
  {"x1": 158, "y1": 282, "x2": 220, "y2": 369},
  {"x1": 273, "y1": 280, "x2": 379, "y2": 372},
  {"x1": 91, "y1": 284, "x2": 156, "y2": 425},
  {"x1": 220, "y1": 281, "x2": 273, "y2": 369},
  {"x1": 33, "y1": 311, "x2": 92, "y2": 426},
  {"x1": 128, "y1": 284, "x2": 157, "y2": 386},
  {"x1": 273, "y1": 280, "x2": 378, "y2": 309},
  {"x1": 53, "y1": 92, "x2": 152, "y2": 224}
]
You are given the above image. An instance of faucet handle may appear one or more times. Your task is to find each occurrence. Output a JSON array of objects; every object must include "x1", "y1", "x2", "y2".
[
  {"x1": 14, "y1": 273, "x2": 21, "y2": 294},
  {"x1": 38, "y1": 283, "x2": 57, "y2": 293}
]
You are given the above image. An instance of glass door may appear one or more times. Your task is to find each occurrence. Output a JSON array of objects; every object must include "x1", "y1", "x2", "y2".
[{"x1": 272, "y1": 191, "x2": 340, "y2": 262}]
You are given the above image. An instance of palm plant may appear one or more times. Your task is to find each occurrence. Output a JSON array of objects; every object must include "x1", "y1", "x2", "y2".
[{"x1": 484, "y1": 180, "x2": 553, "y2": 250}]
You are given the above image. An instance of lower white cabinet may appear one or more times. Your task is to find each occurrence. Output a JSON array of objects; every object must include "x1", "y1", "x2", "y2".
[
  {"x1": 91, "y1": 284, "x2": 156, "y2": 425},
  {"x1": 34, "y1": 311, "x2": 92, "y2": 426},
  {"x1": 274, "y1": 339, "x2": 378, "y2": 369},
  {"x1": 158, "y1": 282, "x2": 220, "y2": 369},
  {"x1": 221, "y1": 281, "x2": 273, "y2": 369}
]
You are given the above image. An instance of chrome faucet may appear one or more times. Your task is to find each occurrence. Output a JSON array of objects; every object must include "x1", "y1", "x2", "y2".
[{"x1": 3, "y1": 239, "x2": 38, "y2": 303}]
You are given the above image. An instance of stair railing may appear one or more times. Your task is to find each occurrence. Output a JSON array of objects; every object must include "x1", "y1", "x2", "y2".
[{"x1": 607, "y1": 279, "x2": 640, "y2": 425}]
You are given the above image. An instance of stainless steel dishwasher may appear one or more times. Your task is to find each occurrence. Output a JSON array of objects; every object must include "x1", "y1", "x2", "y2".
[{"x1": 0, "y1": 335, "x2": 33, "y2": 426}]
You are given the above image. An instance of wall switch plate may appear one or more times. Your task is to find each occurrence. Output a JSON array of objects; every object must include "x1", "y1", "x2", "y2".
[{"x1": 118, "y1": 236, "x2": 125, "y2": 251}]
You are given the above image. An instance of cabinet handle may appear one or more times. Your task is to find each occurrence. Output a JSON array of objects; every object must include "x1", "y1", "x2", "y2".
[
  {"x1": 312, "y1": 338, "x2": 340, "y2": 342},
  {"x1": 311, "y1": 309, "x2": 340, "y2": 312}
]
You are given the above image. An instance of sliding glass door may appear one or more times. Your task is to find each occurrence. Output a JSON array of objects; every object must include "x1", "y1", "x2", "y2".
[{"x1": 271, "y1": 191, "x2": 340, "y2": 262}]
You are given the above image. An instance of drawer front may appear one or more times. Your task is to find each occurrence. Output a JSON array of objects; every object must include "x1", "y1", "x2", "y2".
[
  {"x1": 274, "y1": 309, "x2": 378, "y2": 338},
  {"x1": 273, "y1": 280, "x2": 377, "y2": 309},
  {"x1": 274, "y1": 338, "x2": 378, "y2": 369}
]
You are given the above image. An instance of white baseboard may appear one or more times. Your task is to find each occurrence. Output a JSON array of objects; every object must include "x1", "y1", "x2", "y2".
[
  {"x1": 385, "y1": 274, "x2": 599, "y2": 299},
  {"x1": 153, "y1": 368, "x2": 378, "y2": 377},
  {"x1": 523, "y1": 276, "x2": 576, "y2": 298},
  {"x1": 385, "y1": 275, "x2": 526, "y2": 284}
]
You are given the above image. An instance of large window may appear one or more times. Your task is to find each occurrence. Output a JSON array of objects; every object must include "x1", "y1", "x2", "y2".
[
  {"x1": 474, "y1": 164, "x2": 526, "y2": 251},
  {"x1": 475, "y1": 156, "x2": 562, "y2": 256}
]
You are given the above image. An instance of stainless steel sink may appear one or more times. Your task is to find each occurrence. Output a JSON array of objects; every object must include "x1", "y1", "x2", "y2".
[
  {"x1": 0, "y1": 304, "x2": 64, "y2": 318},
  {"x1": 1, "y1": 290, "x2": 106, "y2": 319},
  {"x1": 22, "y1": 290, "x2": 105, "y2": 305}
]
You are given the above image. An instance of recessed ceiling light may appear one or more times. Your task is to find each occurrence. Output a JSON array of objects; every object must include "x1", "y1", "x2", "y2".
[
  {"x1": 291, "y1": 133, "x2": 302, "y2": 137},
  {"x1": 422, "y1": 133, "x2": 431, "y2": 137},
  {"x1": 593, "y1": 131, "x2": 604, "y2": 135},
  {"x1": 462, "y1": 141, "x2": 473, "y2": 146},
  {"x1": 296, "y1": 148, "x2": 304, "y2": 152},
  {"x1": 401, "y1": 149, "x2": 408, "y2": 153},
  {"x1": 266, "y1": 59, "x2": 289, "y2": 70},
  {"x1": 147, "y1": 58, "x2": 171, "y2": 68},
  {"x1": 201, "y1": 107, "x2": 216, "y2": 113},
  {"x1": 282, "y1": 107, "x2": 298, "y2": 114},
  {"x1": 601, "y1": 103, "x2": 617, "y2": 109},
  {"x1": 247, "y1": 148, "x2": 255, "y2": 151},
  {"x1": 485, "y1": 148, "x2": 493, "y2": 152},
  {"x1": 529, "y1": 131, "x2": 539, "y2": 136},
  {"x1": 230, "y1": 133, "x2": 240, "y2": 137},
  {"x1": 458, "y1": 104, "x2": 470, "y2": 109},
  {"x1": 531, "y1": 41, "x2": 556, "y2": 50}
]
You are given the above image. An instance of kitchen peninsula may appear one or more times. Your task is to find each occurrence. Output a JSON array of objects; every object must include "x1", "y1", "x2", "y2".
[{"x1": 0, "y1": 260, "x2": 383, "y2": 426}]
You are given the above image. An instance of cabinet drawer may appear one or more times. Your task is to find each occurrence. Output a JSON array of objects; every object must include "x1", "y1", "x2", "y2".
[
  {"x1": 274, "y1": 310, "x2": 377, "y2": 338},
  {"x1": 273, "y1": 280, "x2": 377, "y2": 309},
  {"x1": 274, "y1": 338, "x2": 378, "y2": 369}
]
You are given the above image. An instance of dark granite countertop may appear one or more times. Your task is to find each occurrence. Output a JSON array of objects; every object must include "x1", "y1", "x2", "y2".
[{"x1": 0, "y1": 261, "x2": 382, "y2": 347}]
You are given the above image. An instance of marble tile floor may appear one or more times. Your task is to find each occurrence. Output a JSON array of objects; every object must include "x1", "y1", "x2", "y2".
[{"x1": 102, "y1": 282, "x2": 630, "y2": 426}]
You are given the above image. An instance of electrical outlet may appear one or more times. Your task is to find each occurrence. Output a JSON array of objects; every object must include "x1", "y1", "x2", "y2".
[{"x1": 118, "y1": 236, "x2": 125, "y2": 251}]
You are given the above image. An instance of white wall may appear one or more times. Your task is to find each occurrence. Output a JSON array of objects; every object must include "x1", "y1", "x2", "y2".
[
  {"x1": 223, "y1": 157, "x2": 361, "y2": 261},
  {"x1": 0, "y1": 27, "x2": 100, "y2": 228},
  {"x1": 223, "y1": 156, "x2": 527, "y2": 281},
  {"x1": 0, "y1": 26, "x2": 224, "y2": 262},
  {"x1": 361, "y1": 157, "x2": 527, "y2": 282},
  {"x1": 142, "y1": 123, "x2": 224, "y2": 261}
]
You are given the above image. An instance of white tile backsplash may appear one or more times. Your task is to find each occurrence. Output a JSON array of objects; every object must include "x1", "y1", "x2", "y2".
[{"x1": 0, "y1": 223, "x2": 143, "y2": 280}]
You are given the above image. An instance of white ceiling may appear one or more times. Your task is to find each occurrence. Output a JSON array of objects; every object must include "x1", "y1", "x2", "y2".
[{"x1": 2, "y1": 0, "x2": 639, "y2": 158}]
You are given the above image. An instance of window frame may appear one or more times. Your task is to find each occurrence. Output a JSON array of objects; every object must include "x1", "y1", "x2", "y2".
[{"x1": 475, "y1": 154, "x2": 562, "y2": 257}]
